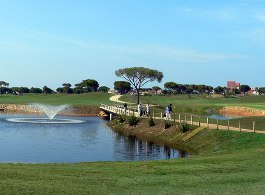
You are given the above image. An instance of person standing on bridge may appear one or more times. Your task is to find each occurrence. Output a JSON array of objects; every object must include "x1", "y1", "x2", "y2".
[
  {"x1": 123, "y1": 103, "x2": 127, "y2": 114},
  {"x1": 165, "y1": 105, "x2": 170, "y2": 120},
  {"x1": 146, "y1": 103, "x2": 150, "y2": 117},
  {"x1": 168, "y1": 103, "x2": 173, "y2": 119},
  {"x1": 137, "y1": 103, "x2": 142, "y2": 117}
]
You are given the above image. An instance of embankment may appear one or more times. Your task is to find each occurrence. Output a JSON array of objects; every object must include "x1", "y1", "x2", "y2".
[
  {"x1": 0, "y1": 104, "x2": 100, "y2": 116},
  {"x1": 109, "y1": 118, "x2": 207, "y2": 154}
]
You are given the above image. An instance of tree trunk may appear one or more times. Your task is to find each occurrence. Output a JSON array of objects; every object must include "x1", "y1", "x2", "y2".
[{"x1": 136, "y1": 89, "x2": 140, "y2": 104}]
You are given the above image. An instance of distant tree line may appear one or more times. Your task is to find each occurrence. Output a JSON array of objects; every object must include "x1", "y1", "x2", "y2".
[
  {"x1": 0, "y1": 77, "x2": 257, "y2": 96},
  {"x1": 163, "y1": 82, "x2": 214, "y2": 95},
  {"x1": 0, "y1": 79, "x2": 109, "y2": 95}
]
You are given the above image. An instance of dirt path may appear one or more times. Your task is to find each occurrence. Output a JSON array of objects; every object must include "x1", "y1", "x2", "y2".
[
  {"x1": 109, "y1": 95, "x2": 126, "y2": 103},
  {"x1": 109, "y1": 95, "x2": 158, "y2": 108}
]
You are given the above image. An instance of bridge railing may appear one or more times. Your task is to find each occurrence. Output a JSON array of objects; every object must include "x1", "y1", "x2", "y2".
[
  {"x1": 100, "y1": 103, "x2": 138, "y2": 116},
  {"x1": 100, "y1": 103, "x2": 265, "y2": 134}
]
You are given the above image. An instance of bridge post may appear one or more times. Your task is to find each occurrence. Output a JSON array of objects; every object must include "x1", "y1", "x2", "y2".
[{"x1": 110, "y1": 114, "x2": 112, "y2": 121}]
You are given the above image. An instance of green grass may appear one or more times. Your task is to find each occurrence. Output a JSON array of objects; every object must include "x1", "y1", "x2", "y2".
[
  {"x1": 0, "y1": 126, "x2": 265, "y2": 194},
  {"x1": 121, "y1": 94, "x2": 265, "y2": 114},
  {"x1": 0, "y1": 93, "x2": 265, "y2": 193},
  {"x1": 0, "y1": 93, "x2": 112, "y2": 106}
]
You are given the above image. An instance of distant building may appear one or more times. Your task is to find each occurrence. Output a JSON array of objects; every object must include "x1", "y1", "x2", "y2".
[{"x1": 227, "y1": 81, "x2": 240, "y2": 90}]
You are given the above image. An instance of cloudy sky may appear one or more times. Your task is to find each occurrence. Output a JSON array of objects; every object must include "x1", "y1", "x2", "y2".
[{"x1": 0, "y1": 0, "x2": 265, "y2": 89}]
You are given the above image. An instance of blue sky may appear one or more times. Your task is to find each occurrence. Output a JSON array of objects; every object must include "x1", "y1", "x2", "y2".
[{"x1": 0, "y1": 0, "x2": 265, "y2": 89}]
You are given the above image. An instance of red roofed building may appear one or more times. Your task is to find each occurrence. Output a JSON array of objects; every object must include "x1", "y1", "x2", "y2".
[{"x1": 227, "y1": 81, "x2": 240, "y2": 90}]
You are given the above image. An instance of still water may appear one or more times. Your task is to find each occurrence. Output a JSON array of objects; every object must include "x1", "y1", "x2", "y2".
[
  {"x1": 206, "y1": 114, "x2": 242, "y2": 120},
  {"x1": 0, "y1": 114, "x2": 189, "y2": 163}
]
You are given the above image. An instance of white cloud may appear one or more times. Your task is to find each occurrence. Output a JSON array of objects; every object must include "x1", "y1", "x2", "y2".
[
  {"x1": 254, "y1": 13, "x2": 265, "y2": 23},
  {"x1": 0, "y1": 27, "x2": 242, "y2": 64},
  {"x1": 245, "y1": 28, "x2": 265, "y2": 45},
  {"x1": 121, "y1": 44, "x2": 241, "y2": 63},
  {"x1": 210, "y1": 7, "x2": 239, "y2": 22}
]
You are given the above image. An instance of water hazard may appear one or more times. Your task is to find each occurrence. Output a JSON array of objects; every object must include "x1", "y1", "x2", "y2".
[
  {"x1": 205, "y1": 113, "x2": 242, "y2": 120},
  {"x1": 0, "y1": 114, "x2": 189, "y2": 163}
]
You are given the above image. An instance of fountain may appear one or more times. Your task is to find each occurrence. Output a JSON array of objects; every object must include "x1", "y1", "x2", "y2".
[{"x1": 6, "y1": 103, "x2": 85, "y2": 124}]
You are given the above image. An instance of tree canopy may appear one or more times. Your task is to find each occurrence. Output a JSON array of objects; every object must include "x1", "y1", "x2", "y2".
[
  {"x1": 98, "y1": 86, "x2": 110, "y2": 93},
  {"x1": 152, "y1": 86, "x2": 161, "y2": 95},
  {"x1": 114, "y1": 81, "x2": 131, "y2": 94},
  {"x1": 115, "y1": 67, "x2": 163, "y2": 104},
  {"x1": 0, "y1": 81, "x2": 9, "y2": 95},
  {"x1": 81, "y1": 79, "x2": 99, "y2": 92},
  {"x1": 164, "y1": 82, "x2": 178, "y2": 93},
  {"x1": 240, "y1": 85, "x2": 251, "y2": 94}
]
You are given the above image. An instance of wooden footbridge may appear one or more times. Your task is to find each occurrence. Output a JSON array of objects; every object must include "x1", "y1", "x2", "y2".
[
  {"x1": 100, "y1": 103, "x2": 265, "y2": 134},
  {"x1": 99, "y1": 104, "x2": 137, "y2": 116}
]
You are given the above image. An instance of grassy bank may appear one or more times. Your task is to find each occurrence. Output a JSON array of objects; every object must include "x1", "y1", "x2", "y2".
[
  {"x1": 0, "y1": 93, "x2": 112, "y2": 115},
  {"x1": 1, "y1": 119, "x2": 265, "y2": 194}
]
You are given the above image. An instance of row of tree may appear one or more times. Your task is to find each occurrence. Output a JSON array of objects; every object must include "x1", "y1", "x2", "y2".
[
  {"x1": 213, "y1": 85, "x2": 252, "y2": 95},
  {"x1": 0, "y1": 79, "x2": 109, "y2": 95},
  {"x1": 55, "y1": 79, "x2": 108, "y2": 94},
  {"x1": 0, "y1": 65, "x2": 257, "y2": 105},
  {"x1": 0, "y1": 80, "x2": 254, "y2": 96}
]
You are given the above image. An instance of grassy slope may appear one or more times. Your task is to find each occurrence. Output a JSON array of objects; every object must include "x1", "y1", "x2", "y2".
[
  {"x1": 0, "y1": 93, "x2": 112, "y2": 106},
  {"x1": 0, "y1": 122, "x2": 265, "y2": 194}
]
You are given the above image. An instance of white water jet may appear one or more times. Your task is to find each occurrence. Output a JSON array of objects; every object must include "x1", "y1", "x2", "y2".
[
  {"x1": 29, "y1": 103, "x2": 70, "y2": 120},
  {"x1": 6, "y1": 103, "x2": 85, "y2": 124}
]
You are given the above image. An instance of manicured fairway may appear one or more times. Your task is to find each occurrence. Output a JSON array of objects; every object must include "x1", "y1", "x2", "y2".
[
  {"x1": 0, "y1": 93, "x2": 112, "y2": 106},
  {"x1": 120, "y1": 94, "x2": 265, "y2": 113}
]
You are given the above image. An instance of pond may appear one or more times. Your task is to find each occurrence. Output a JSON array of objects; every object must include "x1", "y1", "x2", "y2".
[
  {"x1": 205, "y1": 113, "x2": 242, "y2": 120},
  {"x1": 0, "y1": 113, "x2": 189, "y2": 163}
]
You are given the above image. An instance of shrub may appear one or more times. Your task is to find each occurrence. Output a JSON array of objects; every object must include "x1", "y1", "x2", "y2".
[
  {"x1": 178, "y1": 123, "x2": 191, "y2": 133},
  {"x1": 164, "y1": 120, "x2": 172, "y2": 129},
  {"x1": 148, "y1": 117, "x2": 155, "y2": 127},
  {"x1": 127, "y1": 116, "x2": 138, "y2": 126},
  {"x1": 116, "y1": 115, "x2": 127, "y2": 123},
  {"x1": 144, "y1": 93, "x2": 152, "y2": 96}
]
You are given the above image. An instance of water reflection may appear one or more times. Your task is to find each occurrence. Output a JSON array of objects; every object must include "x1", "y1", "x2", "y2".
[
  {"x1": 0, "y1": 113, "x2": 190, "y2": 163},
  {"x1": 113, "y1": 134, "x2": 189, "y2": 161}
]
